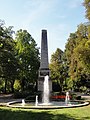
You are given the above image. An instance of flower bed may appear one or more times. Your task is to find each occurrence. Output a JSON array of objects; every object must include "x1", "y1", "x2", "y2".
[{"x1": 51, "y1": 95, "x2": 72, "y2": 100}]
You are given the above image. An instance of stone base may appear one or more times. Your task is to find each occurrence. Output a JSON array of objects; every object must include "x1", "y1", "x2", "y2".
[{"x1": 38, "y1": 68, "x2": 52, "y2": 91}]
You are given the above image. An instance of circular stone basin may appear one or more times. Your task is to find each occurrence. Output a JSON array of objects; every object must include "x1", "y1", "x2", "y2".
[{"x1": 7, "y1": 100, "x2": 89, "y2": 109}]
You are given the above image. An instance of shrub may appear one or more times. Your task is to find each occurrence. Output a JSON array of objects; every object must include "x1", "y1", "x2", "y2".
[{"x1": 14, "y1": 80, "x2": 21, "y2": 92}]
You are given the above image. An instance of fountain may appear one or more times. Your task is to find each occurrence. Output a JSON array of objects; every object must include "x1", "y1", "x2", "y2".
[
  {"x1": 42, "y1": 75, "x2": 50, "y2": 104},
  {"x1": 21, "y1": 99, "x2": 25, "y2": 106},
  {"x1": 35, "y1": 95, "x2": 38, "y2": 106},
  {"x1": 6, "y1": 30, "x2": 89, "y2": 109},
  {"x1": 38, "y1": 75, "x2": 52, "y2": 106},
  {"x1": 65, "y1": 92, "x2": 71, "y2": 105},
  {"x1": 7, "y1": 75, "x2": 89, "y2": 109}
]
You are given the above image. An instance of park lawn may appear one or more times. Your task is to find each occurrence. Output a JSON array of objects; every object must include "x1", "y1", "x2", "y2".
[{"x1": 0, "y1": 105, "x2": 90, "y2": 120}]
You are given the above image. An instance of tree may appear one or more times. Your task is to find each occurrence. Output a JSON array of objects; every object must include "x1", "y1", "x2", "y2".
[
  {"x1": 0, "y1": 20, "x2": 18, "y2": 93},
  {"x1": 15, "y1": 29, "x2": 40, "y2": 92},
  {"x1": 83, "y1": 0, "x2": 90, "y2": 20},
  {"x1": 65, "y1": 23, "x2": 90, "y2": 91},
  {"x1": 50, "y1": 48, "x2": 68, "y2": 92}
]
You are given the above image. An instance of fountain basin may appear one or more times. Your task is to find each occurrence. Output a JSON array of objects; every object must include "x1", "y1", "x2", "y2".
[{"x1": 7, "y1": 100, "x2": 89, "y2": 109}]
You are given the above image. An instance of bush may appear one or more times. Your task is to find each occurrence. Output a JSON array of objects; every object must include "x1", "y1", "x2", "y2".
[
  {"x1": 25, "y1": 91, "x2": 42, "y2": 102},
  {"x1": 14, "y1": 91, "x2": 42, "y2": 101},
  {"x1": 14, "y1": 91, "x2": 30, "y2": 98},
  {"x1": 14, "y1": 80, "x2": 21, "y2": 92},
  {"x1": 76, "y1": 96, "x2": 81, "y2": 100},
  {"x1": 70, "y1": 93, "x2": 81, "y2": 100},
  {"x1": 79, "y1": 86, "x2": 87, "y2": 93}
]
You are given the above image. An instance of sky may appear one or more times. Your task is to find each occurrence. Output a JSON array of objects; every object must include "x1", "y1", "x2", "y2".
[{"x1": 0, "y1": 0, "x2": 88, "y2": 61}]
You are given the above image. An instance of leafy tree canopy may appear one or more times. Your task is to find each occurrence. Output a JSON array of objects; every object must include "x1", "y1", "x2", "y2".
[
  {"x1": 15, "y1": 29, "x2": 40, "y2": 91},
  {"x1": 83, "y1": 0, "x2": 90, "y2": 20}
]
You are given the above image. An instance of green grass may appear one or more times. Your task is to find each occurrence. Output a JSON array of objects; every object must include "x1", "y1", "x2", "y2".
[{"x1": 0, "y1": 105, "x2": 90, "y2": 120}]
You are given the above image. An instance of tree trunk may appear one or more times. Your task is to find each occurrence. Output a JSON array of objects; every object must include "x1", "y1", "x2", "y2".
[
  {"x1": 4, "y1": 79, "x2": 7, "y2": 94},
  {"x1": 11, "y1": 80, "x2": 15, "y2": 93},
  {"x1": 21, "y1": 78, "x2": 25, "y2": 91}
]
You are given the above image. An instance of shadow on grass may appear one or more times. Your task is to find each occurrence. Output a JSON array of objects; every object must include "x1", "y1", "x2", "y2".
[{"x1": 0, "y1": 108, "x2": 90, "y2": 120}]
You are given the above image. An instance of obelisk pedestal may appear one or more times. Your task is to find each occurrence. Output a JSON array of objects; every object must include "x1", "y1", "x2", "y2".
[{"x1": 38, "y1": 30, "x2": 52, "y2": 91}]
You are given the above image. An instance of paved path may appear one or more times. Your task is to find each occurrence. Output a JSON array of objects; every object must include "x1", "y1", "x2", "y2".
[
  {"x1": 0, "y1": 94, "x2": 21, "y2": 106},
  {"x1": 81, "y1": 95, "x2": 90, "y2": 100}
]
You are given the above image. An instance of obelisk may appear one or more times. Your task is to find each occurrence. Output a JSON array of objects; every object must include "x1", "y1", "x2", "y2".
[
  {"x1": 40, "y1": 30, "x2": 49, "y2": 69},
  {"x1": 38, "y1": 30, "x2": 52, "y2": 91}
]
